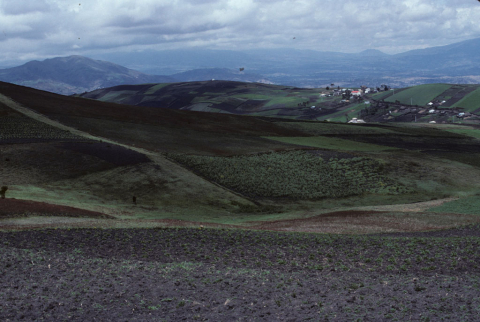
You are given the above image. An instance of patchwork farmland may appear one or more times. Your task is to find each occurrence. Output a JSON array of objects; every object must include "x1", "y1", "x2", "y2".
[{"x1": 2, "y1": 81, "x2": 480, "y2": 320}]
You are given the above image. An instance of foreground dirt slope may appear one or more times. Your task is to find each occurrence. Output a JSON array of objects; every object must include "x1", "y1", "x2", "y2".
[
  {"x1": 0, "y1": 199, "x2": 112, "y2": 219},
  {"x1": 1, "y1": 226, "x2": 480, "y2": 320}
]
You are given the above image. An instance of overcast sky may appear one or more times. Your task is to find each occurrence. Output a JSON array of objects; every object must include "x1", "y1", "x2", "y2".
[{"x1": 1, "y1": 0, "x2": 480, "y2": 67}]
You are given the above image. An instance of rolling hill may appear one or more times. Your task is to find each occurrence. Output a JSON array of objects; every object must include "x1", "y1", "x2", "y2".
[
  {"x1": 5, "y1": 80, "x2": 480, "y2": 319},
  {"x1": 171, "y1": 68, "x2": 272, "y2": 84},
  {"x1": 78, "y1": 81, "x2": 480, "y2": 124},
  {"x1": 78, "y1": 80, "x2": 330, "y2": 120},
  {"x1": 0, "y1": 56, "x2": 176, "y2": 95},
  {"x1": 3, "y1": 79, "x2": 480, "y2": 227}
]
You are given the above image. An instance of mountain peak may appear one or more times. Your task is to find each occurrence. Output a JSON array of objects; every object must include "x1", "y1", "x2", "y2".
[
  {"x1": 357, "y1": 49, "x2": 388, "y2": 56},
  {"x1": 0, "y1": 55, "x2": 175, "y2": 95}
]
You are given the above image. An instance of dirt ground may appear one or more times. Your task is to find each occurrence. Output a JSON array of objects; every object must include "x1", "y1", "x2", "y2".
[
  {"x1": 1, "y1": 226, "x2": 480, "y2": 321},
  {"x1": 0, "y1": 198, "x2": 113, "y2": 219}
]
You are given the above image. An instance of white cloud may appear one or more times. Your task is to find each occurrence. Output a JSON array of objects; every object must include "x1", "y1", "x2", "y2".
[{"x1": 0, "y1": 0, "x2": 480, "y2": 66}]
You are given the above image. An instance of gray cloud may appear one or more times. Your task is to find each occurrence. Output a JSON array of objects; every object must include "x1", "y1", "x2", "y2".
[
  {"x1": 0, "y1": 0, "x2": 479, "y2": 66},
  {"x1": 0, "y1": 0, "x2": 52, "y2": 15}
]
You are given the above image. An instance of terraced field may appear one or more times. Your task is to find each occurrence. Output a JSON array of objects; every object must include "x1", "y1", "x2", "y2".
[{"x1": 78, "y1": 81, "x2": 351, "y2": 120}]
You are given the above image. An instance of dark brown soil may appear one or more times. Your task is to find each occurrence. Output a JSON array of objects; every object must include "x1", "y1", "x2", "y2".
[
  {"x1": 0, "y1": 198, "x2": 114, "y2": 219},
  {"x1": 0, "y1": 142, "x2": 134, "y2": 184},
  {"x1": 57, "y1": 142, "x2": 150, "y2": 166},
  {"x1": 1, "y1": 227, "x2": 480, "y2": 320},
  {"x1": 0, "y1": 81, "x2": 309, "y2": 156},
  {"x1": 253, "y1": 211, "x2": 387, "y2": 230},
  {"x1": 0, "y1": 81, "x2": 306, "y2": 137}
]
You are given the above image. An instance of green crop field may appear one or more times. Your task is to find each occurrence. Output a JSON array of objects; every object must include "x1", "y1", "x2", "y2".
[
  {"x1": 451, "y1": 87, "x2": 480, "y2": 111},
  {"x1": 428, "y1": 194, "x2": 480, "y2": 215},
  {"x1": 97, "y1": 90, "x2": 138, "y2": 103},
  {"x1": 144, "y1": 83, "x2": 170, "y2": 95},
  {"x1": 263, "y1": 95, "x2": 315, "y2": 108},
  {"x1": 320, "y1": 103, "x2": 366, "y2": 122},
  {"x1": 444, "y1": 127, "x2": 480, "y2": 139},
  {"x1": 384, "y1": 84, "x2": 451, "y2": 106},
  {"x1": 371, "y1": 91, "x2": 393, "y2": 100}
]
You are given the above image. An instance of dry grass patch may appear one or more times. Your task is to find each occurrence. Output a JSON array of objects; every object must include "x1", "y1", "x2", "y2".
[{"x1": 251, "y1": 210, "x2": 480, "y2": 234}]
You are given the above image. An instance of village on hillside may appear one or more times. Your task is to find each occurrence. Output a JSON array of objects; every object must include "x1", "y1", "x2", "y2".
[{"x1": 315, "y1": 83, "x2": 479, "y2": 124}]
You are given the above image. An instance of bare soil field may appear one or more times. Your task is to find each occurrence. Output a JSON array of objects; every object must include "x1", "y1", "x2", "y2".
[
  {"x1": 1, "y1": 227, "x2": 480, "y2": 321},
  {"x1": 251, "y1": 209, "x2": 480, "y2": 234},
  {"x1": 0, "y1": 198, "x2": 113, "y2": 220}
]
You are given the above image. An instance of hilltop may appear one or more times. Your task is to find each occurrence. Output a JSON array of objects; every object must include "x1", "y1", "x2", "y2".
[
  {"x1": 0, "y1": 56, "x2": 272, "y2": 95},
  {"x1": 0, "y1": 56, "x2": 175, "y2": 95}
]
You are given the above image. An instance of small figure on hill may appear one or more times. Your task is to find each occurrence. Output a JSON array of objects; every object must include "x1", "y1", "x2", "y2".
[
  {"x1": 0, "y1": 186, "x2": 8, "y2": 199},
  {"x1": 133, "y1": 195, "x2": 137, "y2": 205}
]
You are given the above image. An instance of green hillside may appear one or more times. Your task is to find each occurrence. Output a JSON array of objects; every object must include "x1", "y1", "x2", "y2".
[
  {"x1": 77, "y1": 81, "x2": 480, "y2": 124},
  {"x1": 78, "y1": 81, "x2": 358, "y2": 121},
  {"x1": 451, "y1": 87, "x2": 480, "y2": 112},
  {"x1": 384, "y1": 84, "x2": 451, "y2": 106}
]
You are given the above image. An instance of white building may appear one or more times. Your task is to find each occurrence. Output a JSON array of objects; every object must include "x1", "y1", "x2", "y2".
[{"x1": 348, "y1": 118, "x2": 366, "y2": 124}]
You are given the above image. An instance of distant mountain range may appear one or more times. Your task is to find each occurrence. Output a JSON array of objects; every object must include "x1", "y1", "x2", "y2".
[
  {"x1": 0, "y1": 56, "x2": 176, "y2": 95},
  {"x1": 2, "y1": 37, "x2": 480, "y2": 94},
  {"x1": 0, "y1": 56, "x2": 272, "y2": 95},
  {"x1": 94, "y1": 37, "x2": 480, "y2": 88},
  {"x1": 172, "y1": 68, "x2": 272, "y2": 84}
]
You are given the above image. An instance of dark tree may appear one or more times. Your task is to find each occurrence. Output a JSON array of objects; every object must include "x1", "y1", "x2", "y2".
[
  {"x1": 0, "y1": 186, "x2": 8, "y2": 199},
  {"x1": 342, "y1": 89, "x2": 351, "y2": 99}
]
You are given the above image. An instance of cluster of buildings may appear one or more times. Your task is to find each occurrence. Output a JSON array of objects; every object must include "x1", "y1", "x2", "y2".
[{"x1": 321, "y1": 85, "x2": 386, "y2": 99}]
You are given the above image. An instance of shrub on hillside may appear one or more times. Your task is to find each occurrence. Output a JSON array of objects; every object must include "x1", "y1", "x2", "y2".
[{"x1": 168, "y1": 151, "x2": 412, "y2": 200}]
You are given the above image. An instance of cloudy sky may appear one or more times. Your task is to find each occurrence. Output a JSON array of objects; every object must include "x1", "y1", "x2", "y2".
[{"x1": 1, "y1": 0, "x2": 480, "y2": 67}]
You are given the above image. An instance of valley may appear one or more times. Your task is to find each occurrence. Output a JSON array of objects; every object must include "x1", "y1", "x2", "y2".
[{"x1": 2, "y1": 80, "x2": 480, "y2": 320}]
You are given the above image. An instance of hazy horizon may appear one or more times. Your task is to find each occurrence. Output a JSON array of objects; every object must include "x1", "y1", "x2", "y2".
[{"x1": 1, "y1": 0, "x2": 480, "y2": 68}]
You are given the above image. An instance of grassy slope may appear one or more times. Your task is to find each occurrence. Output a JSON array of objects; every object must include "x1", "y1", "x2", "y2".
[
  {"x1": 79, "y1": 81, "x2": 335, "y2": 120},
  {"x1": 320, "y1": 103, "x2": 366, "y2": 122},
  {"x1": 3, "y1": 82, "x2": 480, "y2": 230},
  {"x1": 80, "y1": 82, "x2": 480, "y2": 125},
  {"x1": 445, "y1": 127, "x2": 480, "y2": 139},
  {"x1": 384, "y1": 84, "x2": 451, "y2": 106},
  {"x1": 5, "y1": 82, "x2": 480, "y2": 321},
  {"x1": 451, "y1": 87, "x2": 480, "y2": 111},
  {"x1": 428, "y1": 194, "x2": 480, "y2": 215}
]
